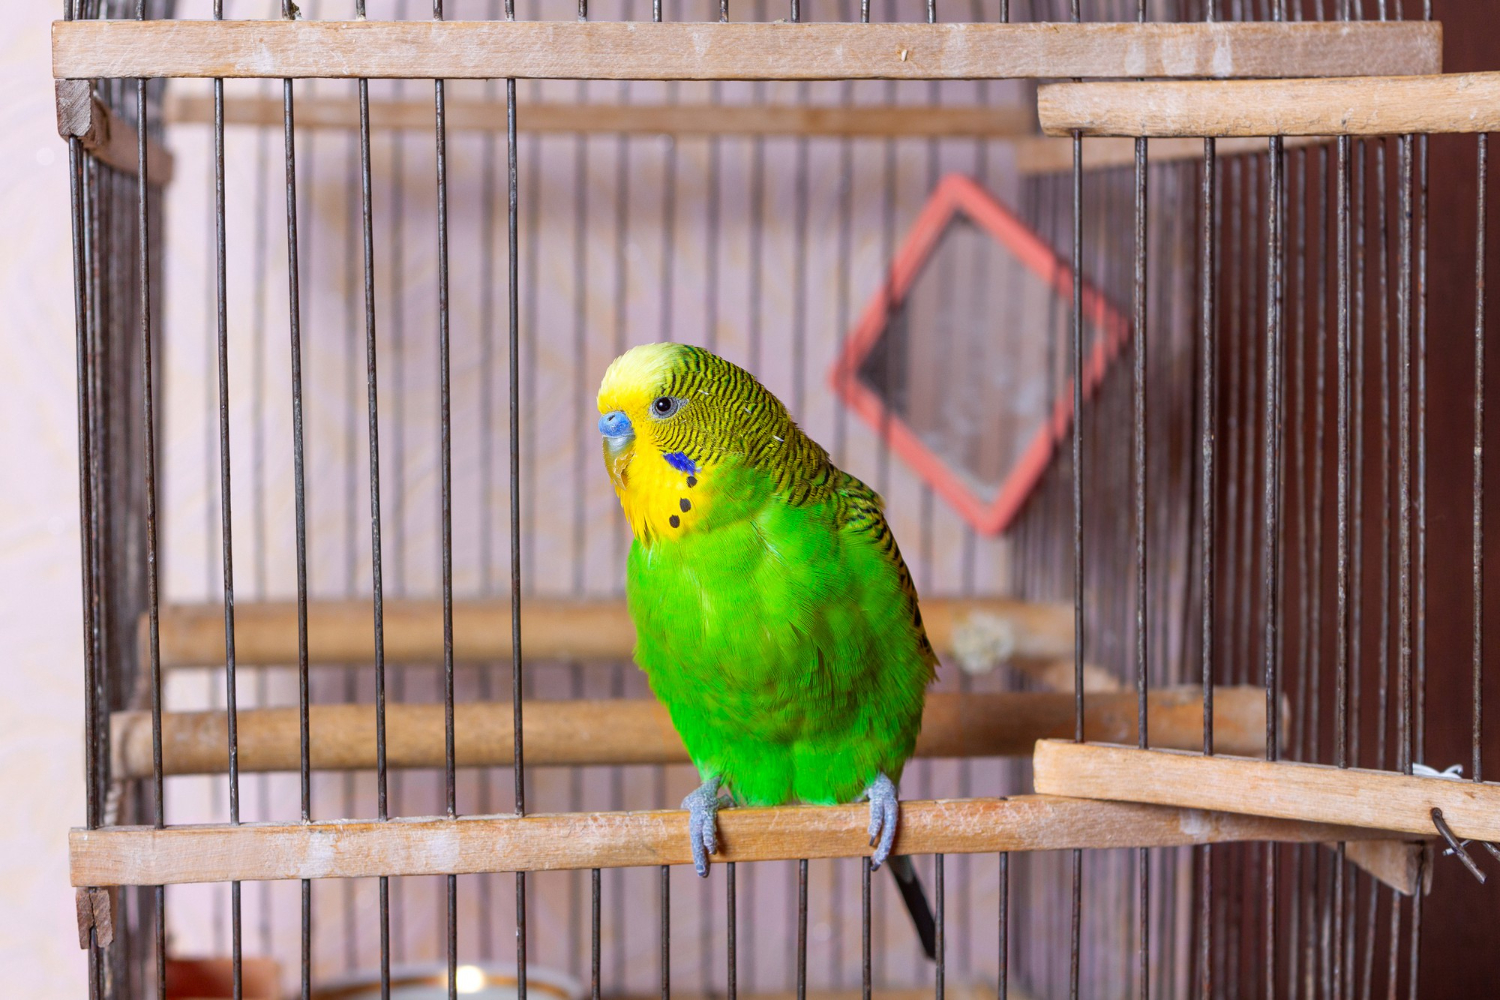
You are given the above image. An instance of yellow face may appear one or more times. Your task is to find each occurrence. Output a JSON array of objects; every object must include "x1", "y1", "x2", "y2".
[{"x1": 597, "y1": 343, "x2": 705, "y2": 543}]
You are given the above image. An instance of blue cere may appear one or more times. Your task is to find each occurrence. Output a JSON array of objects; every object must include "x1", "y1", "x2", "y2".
[{"x1": 599, "y1": 410, "x2": 634, "y2": 440}]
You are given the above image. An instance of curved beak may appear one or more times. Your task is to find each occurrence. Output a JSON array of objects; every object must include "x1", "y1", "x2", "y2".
[{"x1": 598, "y1": 410, "x2": 634, "y2": 454}]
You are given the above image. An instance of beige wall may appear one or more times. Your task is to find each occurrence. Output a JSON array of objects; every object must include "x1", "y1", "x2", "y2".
[{"x1": 0, "y1": 4, "x2": 91, "y2": 996}]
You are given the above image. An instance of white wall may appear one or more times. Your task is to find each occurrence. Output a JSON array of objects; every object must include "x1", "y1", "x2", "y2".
[{"x1": 0, "y1": 4, "x2": 91, "y2": 995}]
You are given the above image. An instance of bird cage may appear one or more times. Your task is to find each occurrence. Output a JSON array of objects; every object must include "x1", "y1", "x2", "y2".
[{"x1": 53, "y1": 1, "x2": 1500, "y2": 999}]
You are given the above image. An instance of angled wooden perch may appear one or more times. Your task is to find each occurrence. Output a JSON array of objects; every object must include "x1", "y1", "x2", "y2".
[
  {"x1": 143, "y1": 596, "x2": 1074, "y2": 668},
  {"x1": 55, "y1": 79, "x2": 175, "y2": 182},
  {"x1": 1032, "y1": 741, "x2": 1500, "y2": 844},
  {"x1": 53, "y1": 21, "x2": 1440, "y2": 82},
  {"x1": 1038, "y1": 71, "x2": 1499, "y2": 138},
  {"x1": 69, "y1": 793, "x2": 1408, "y2": 887},
  {"x1": 110, "y1": 685, "x2": 1269, "y2": 778}
]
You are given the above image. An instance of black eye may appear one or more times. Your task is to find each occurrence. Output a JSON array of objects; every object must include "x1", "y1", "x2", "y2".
[{"x1": 652, "y1": 396, "x2": 682, "y2": 418}]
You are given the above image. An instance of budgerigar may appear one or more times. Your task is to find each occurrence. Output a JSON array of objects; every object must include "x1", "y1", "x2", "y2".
[{"x1": 597, "y1": 342, "x2": 938, "y2": 958}]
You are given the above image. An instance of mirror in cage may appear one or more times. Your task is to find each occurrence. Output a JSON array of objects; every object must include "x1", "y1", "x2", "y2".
[{"x1": 829, "y1": 174, "x2": 1129, "y2": 535}]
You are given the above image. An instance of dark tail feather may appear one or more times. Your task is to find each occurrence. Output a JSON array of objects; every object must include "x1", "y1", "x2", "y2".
[{"x1": 886, "y1": 855, "x2": 937, "y2": 962}]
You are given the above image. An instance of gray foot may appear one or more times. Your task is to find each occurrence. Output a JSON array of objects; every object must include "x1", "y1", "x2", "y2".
[
  {"x1": 864, "y1": 772, "x2": 899, "y2": 870},
  {"x1": 682, "y1": 778, "x2": 725, "y2": 877}
]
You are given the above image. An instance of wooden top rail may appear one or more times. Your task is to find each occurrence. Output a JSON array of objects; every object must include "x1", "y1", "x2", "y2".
[
  {"x1": 1033, "y1": 740, "x2": 1500, "y2": 844},
  {"x1": 110, "y1": 685, "x2": 1269, "y2": 778},
  {"x1": 53, "y1": 20, "x2": 1440, "y2": 82},
  {"x1": 146, "y1": 595, "x2": 1073, "y2": 668},
  {"x1": 1038, "y1": 71, "x2": 1500, "y2": 138},
  {"x1": 165, "y1": 91, "x2": 1035, "y2": 138},
  {"x1": 69, "y1": 793, "x2": 1406, "y2": 886}
]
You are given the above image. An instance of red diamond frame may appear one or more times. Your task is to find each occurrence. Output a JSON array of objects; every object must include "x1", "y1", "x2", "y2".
[{"x1": 829, "y1": 173, "x2": 1131, "y2": 536}]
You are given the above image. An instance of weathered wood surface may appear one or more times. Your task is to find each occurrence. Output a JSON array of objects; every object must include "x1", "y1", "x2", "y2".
[
  {"x1": 145, "y1": 595, "x2": 1074, "y2": 668},
  {"x1": 55, "y1": 79, "x2": 175, "y2": 181},
  {"x1": 1039, "y1": 71, "x2": 1499, "y2": 138},
  {"x1": 1033, "y1": 741, "x2": 1500, "y2": 843},
  {"x1": 111, "y1": 685, "x2": 1268, "y2": 778},
  {"x1": 165, "y1": 91, "x2": 1035, "y2": 137},
  {"x1": 53, "y1": 20, "x2": 1440, "y2": 82},
  {"x1": 69, "y1": 793, "x2": 1403, "y2": 886}
]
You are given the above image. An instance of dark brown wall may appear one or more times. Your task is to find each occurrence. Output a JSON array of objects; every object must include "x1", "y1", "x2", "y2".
[{"x1": 1417, "y1": 3, "x2": 1500, "y2": 996}]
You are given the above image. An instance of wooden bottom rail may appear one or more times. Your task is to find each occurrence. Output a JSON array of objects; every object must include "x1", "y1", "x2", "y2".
[
  {"x1": 1032, "y1": 741, "x2": 1500, "y2": 844},
  {"x1": 111, "y1": 686, "x2": 1268, "y2": 779},
  {"x1": 68, "y1": 794, "x2": 1404, "y2": 887},
  {"x1": 147, "y1": 595, "x2": 1073, "y2": 669}
]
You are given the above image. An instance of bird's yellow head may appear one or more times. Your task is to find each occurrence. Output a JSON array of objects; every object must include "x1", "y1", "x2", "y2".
[{"x1": 597, "y1": 342, "x2": 811, "y2": 543}]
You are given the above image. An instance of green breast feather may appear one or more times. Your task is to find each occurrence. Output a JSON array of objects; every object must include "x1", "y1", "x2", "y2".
[{"x1": 627, "y1": 457, "x2": 936, "y2": 807}]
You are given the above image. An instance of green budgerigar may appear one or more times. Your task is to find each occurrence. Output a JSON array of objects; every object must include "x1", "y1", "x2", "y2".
[{"x1": 597, "y1": 342, "x2": 938, "y2": 957}]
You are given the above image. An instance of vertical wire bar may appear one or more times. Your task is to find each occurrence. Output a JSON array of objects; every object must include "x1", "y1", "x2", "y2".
[
  {"x1": 1197, "y1": 105, "x2": 1218, "y2": 1000},
  {"x1": 502, "y1": 0, "x2": 526, "y2": 992},
  {"x1": 727, "y1": 863, "x2": 737, "y2": 1000},
  {"x1": 590, "y1": 868, "x2": 601, "y2": 1000},
  {"x1": 1397, "y1": 134, "x2": 1414, "y2": 775},
  {"x1": 1069, "y1": 2, "x2": 1084, "y2": 989},
  {"x1": 1263, "y1": 131, "x2": 1285, "y2": 1000},
  {"x1": 861, "y1": 858, "x2": 872, "y2": 1000},
  {"x1": 934, "y1": 855, "x2": 945, "y2": 1000},
  {"x1": 997, "y1": 851, "x2": 1008, "y2": 1000},
  {"x1": 352, "y1": 1, "x2": 390, "y2": 990},
  {"x1": 277, "y1": 6, "x2": 313, "y2": 991},
  {"x1": 1475, "y1": 133, "x2": 1488, "y2": 786},
  {"x1": 215, "y1": 3, "x2": 247, "y2": 990},
  {"x1": 1131, "y1": 53, "x2": 1150, "y2": 993},
  {"x1": 432, "y1": 3, "x2": 458, "y2": 995},
  {"x1": 660, "y1": 865, "x2": 670, "y2": 1000},
  {"x1": 796, "y1": 860, "x2": 808, "y2": 1000},
  {"x1": 1333, "y1": 128, "x2": 1354, "y2": 1000},
  {"x1": 133, "y1": 33, "x2": 168, "y2": 993}
]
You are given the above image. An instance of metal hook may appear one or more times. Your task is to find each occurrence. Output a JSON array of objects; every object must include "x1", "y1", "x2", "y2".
[{"x1": 1431, "y1": 808, "x2": 1487, "y2": 884}]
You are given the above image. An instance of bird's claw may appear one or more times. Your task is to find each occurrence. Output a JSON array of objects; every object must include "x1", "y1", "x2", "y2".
[
  {"x1": 864, "y1": 772, "x2": 899, "y2": 871},
  {"x1": 682, "y1": 779, "x2": 724, "y2": 878}
]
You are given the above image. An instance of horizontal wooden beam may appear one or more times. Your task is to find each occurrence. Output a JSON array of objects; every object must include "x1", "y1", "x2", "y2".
[
  {"x1": 146, "y1": 596, "x2": 1073, "y2": 668},
  {"x1": 55, "y1": 79, "x2": 175, "y2": 182},
  {"x1": 1012, "y1": 134, "x2": 1331, "y2": 175},
  {"x1": 53, "y1": 20, "x2": 1440, "y2": 82},
  {"x1": 1032, "y1": 741, "x2": 1500, "y2": 843},
  {"x1": 69, "y1": 793, "x2": 1404, "y2": 886},
  {"x1": 1038, "y1": 71, "x2": 1498, "y2": 138},
  {"x1": 110, "y1": 685, "x2": 1268, "y2": 778},
  {"x1": 164, "y1": 91, "x2": 1035, "y2": 138}
]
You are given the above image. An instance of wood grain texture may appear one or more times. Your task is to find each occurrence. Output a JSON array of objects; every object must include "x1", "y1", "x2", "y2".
[
  {"x1": 165, "y1": 90, "x2": 1035, "y2": 137},
  {"x1": 145, "y1": 595, "x2": 1074, "y2": 668},
  {"x1": 1038, "y1": 71, "x2": 1499, "y2": 138},
  {"x1": 55, "y1": 79, "x2": 175, "y2": 181},
  {"x1": 68, "y1": 793, "x2": 1402, "y2": 886},
  {"x1": 53, "y1": 20, "x2": 1440, "y2": 82},
  {"x1": 1013, "y1": 134, "x2": 1330, "y2": 175},
  {"x1": 109, "y1": 685, "x2": 1268, "y2": 778},
  {"x1": 1337, "y1": 839, "x2": 1431, "y2": 896},
  {"x1": 1032, "y1": 741, "x2": 1500, "y2": 843}
]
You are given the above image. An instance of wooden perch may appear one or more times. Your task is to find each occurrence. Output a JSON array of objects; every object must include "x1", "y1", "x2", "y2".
[
  {"x1": 165, "y1": 91, "x2": 1034, "y2": 138},
  {"x1": 1012, "y1": 134, "x2": 1331, "y2": 176},
  {"x1": 145, "y1": 596, "x2": 1073, "y2": 668},
  {"x1": 52, "y1": 20, "x2": 1440, "y2": 83},
  {"x1": 55, "y1": 79, "x2": 175, "y2": 182},
  {"x1": 1032, "y1": 741, "x2": 1500, "y2": 844},
  {"x1": 109, "y1": 685, "x2": 1267, "y2": 779},
  {"x1": 69, "y1": 793, "x2": 1406, "y2": 887},
  {"x1": 1038, "y1": 71, "x2": 1500, "y2": 139}
]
